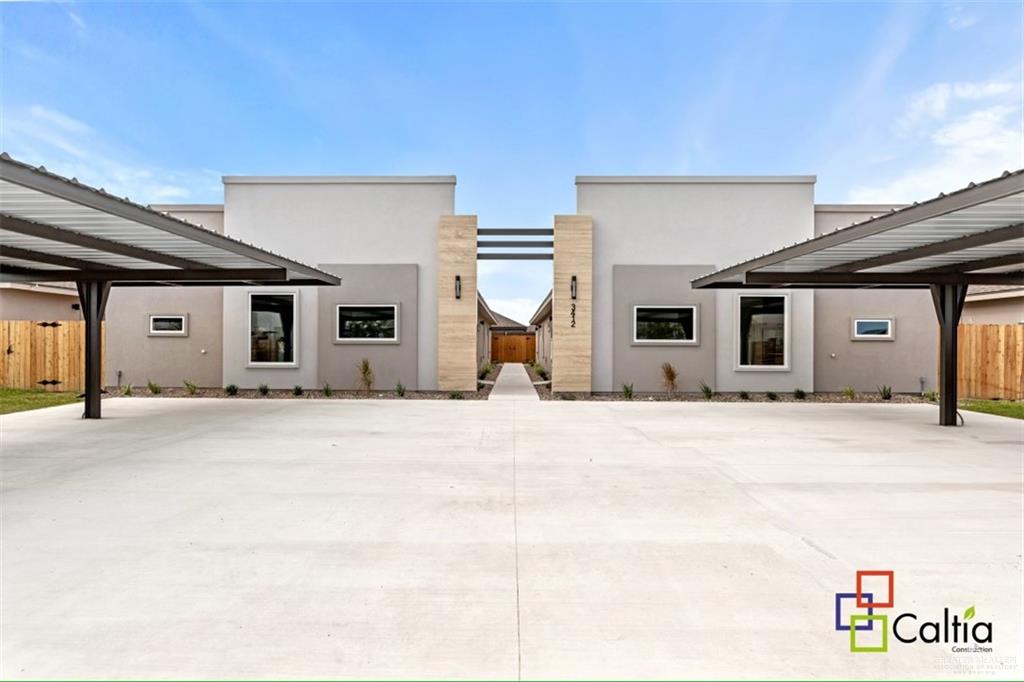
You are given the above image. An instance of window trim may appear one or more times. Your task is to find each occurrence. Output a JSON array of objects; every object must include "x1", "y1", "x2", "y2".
[
  {"x1": 851, "y1": 317, "x2": 895, "y2": 341},
  {"x1": 247, "y1": 291, "x2": 299, "y2": 368},
  {"x1": 148, "y1": 314, "x2": 188, "y2": 337},
  {"x1": 631, "y1": 304, "x2": 699, "y2": 346},
  {"x1": 735, "y1": 293, "x2": 791, "y2": 371},
  {"x1": 334, "y1": 303, "x2": 400, "y2": 344}
]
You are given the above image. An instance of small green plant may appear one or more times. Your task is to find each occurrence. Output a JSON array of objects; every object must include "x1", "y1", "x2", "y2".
[
  {"x1": 479, "y1": 362, "x2": 495, "y2": 380},
  {"x1": 258, "y1": 383, "x2": 269, "y2": 396},
  {"x1": 841, "y1": 386, "x2": 856, "y2": 400},
  {"x1": 766, "y1": 391, "x2": 778, "y2": 401},
  {"x1": 395, "y1": 381, "x2": 406, "y2": 397},
  {"x1": 358, "y1": 358, "x2": 375, "y2": 392},
  {"x1": 922, "y1": 390, "x2": 939, "y2": 402},
  {"x1": 661, "y1": 362, "x2": 678, "y2": 395},
  {"x1": 477, "y1": 381, "x2": 485, "y2": 391},
  {"x1": 122, "y1": 383, "x2": 133, "y2": 397},
  {"x1": 184, "y1": 379, "x2": 199, "y2": 396},
  {"x1": 557, "y1": 392, "x2": 577, "y2": 401},
  {"x1": 622, "y1": 383, "x2": 634, "y2": 400},
  {"x1": 878, "y1": 384, "x2": 893, "y2": 400},
  {"x1": 322, "y1": 382, "x2": 333, "y2": 397},
  {"x1": 448, "y1": 391, "x2": 464, "y2": 400},
  {"x1": 738, "y1": 390, "x2": 750, "y2": 400},
  {"x1": 699, "y1": 379, "x2": 714, "y2": 400},
  {"x1": 293, "y1": 385, "x2": 304, "y2": 396},
  {"x1": 793, "y1": 388, "x2": 807, "y2": 400},
  {"x1": 532, "y1": 362, "x2": 548, "y2": 380},
  {"x1": 147, "y1": 380, "x2": 161, "y2": 395},
  {"x1": 224, "y1": 384, "x2": 239, "y2": 396}
]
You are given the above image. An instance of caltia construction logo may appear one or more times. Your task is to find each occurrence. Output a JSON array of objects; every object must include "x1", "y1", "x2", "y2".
[{"x1": 834, "y1": 570, "x2": 994, "y2": 653}]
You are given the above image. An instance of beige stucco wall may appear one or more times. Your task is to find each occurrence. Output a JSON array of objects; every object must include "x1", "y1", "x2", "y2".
[
  {"x1": 962, "y1": 297, "x2": 1024, "y2": 324},
  {"x1": 103, "y1": 206, "x2": 225, "y2": 388},
  {"x1": 0, "y1": 287, "x2": 81, "y2": 320},
  {"x1": 813, "y1": 205, "x2": 937, "y2": 393}
]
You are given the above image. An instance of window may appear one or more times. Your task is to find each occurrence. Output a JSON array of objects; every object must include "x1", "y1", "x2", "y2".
[
  {"x1": 853, "y1": 318, "x2": 894, "y2": 340},
  {"x1": 633, "y1": 305, "x2": 698, "y2": 344},
  {"x1": 336, "y1": 304, "x2": 398, "y2": 342},
  {"x1": 149, "y1": 315, "x2": 187, "y2": 337},
  {"x1": 737, "y1": 295, "x2": 788, "y2": 369},
  {"x1": 249, "y1": 293, "x2": 297, "y2": 365}
]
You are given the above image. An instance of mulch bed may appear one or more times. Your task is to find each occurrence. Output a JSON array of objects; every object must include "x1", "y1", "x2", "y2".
[
  {"x1": 523, "y1": 362, "x2": 552, "y2": 399},
  {"x1": 110, "y1": 386, "x2": 491, "y2": 401},
  {"x1": 548, "y1": 390, "x2": 932, "y2": 404}
]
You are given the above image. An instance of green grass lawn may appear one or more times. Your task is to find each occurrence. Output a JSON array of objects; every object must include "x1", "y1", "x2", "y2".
[
  {"x1": 959, "y1": 399, "x2": 1024, "y2": 420},
  {"x1": 0, "y1": 387, "x2": 82, "y2": 415}
]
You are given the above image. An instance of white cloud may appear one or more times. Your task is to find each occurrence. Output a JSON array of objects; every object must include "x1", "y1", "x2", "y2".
[
  {"x1": 67, "y1": 11, "x2": 86, "y2": 32},
  {"x1": 946, "y1": 5, "x2": 979, "y2": 30},
  {"x1": 3, "y1": 104, "x2": 220, "y2": 204},
  {"x1": 895, "y1": 81, "x2": 1014, "y2": 134}
]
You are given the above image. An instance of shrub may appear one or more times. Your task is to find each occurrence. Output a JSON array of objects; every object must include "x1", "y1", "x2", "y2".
[
  {"x1": 184, "y1": 379, "x2": 199, "y2": 396},
  {"x1": 532, "y1": 362, "x2": 548, "y2": 380},
  {"x1": 147, "y1": 380, "x2": 161, "y2": 395},
  {"x1": 395, "y1": 381, "x2": 406, "y2": 397},
  {"x1": 257, "y1": 383, "x2": 269, "y2": 396},
  {"x1": 293, "y1": 385, "x2": 304, "y2": 396},
  {"x1": 840, "y1": 386, "x2": 856, "y2": 399},
  {"x1": 878, "y1": 384, "x2": 893, "y2": 400},
  {"x1": 922, "y1": 390, "x2": 939, "y2": 402},
  {"x1": 122, "y1": 383, "x2": 133, "y2": 397},
  {"x1": 357, "y1": 358, "x2": 375, "y2": 392},
  {"x1": 765, "y1": 391, "x2": 778, "y2": 401},
  {"x1": 738, "y1": 390, "x2": 750, "y2": 400},
  {"x1": 661, "y1": 362, "x2": 678, "y2": 395},
  {"x1": 224, "y1": 384, "x2": 239, "y2": 396},
  {"x1": 477, "y1": 381, "x2": 485, "y2": 391},
  {"x1": 448, "y1": 391, "x2": 464, "y2": 400},
  {"x1": 322, "y1": 382, "x2": 333, "y2": 397},
  {"x1": 622, "y1": 383, "x2": 634, "y2": 400},
  {"x1": 793, "y1": 388, "x2": 807, "y2": 400},
  {"x1": 558, "y1": 392, "x2": 577, "y2": 401},
  {"x1": 479, "y1": 362, "x2": 495, "y2": 380},
  {"x1": 699, "y1": 379, "x2": 714, "y2": 400}
]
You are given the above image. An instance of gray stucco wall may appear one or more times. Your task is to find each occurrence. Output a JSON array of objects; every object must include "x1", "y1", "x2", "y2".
[
  {"x1": 962, "y1": 297, "x2": 1024, "y2": 324},
  {"x1": 535, "y1": 317, "x2": 552, "y2": 373},
  {"x1": 317, "y1": 264, "x2": 418, "y2": 391},
  {"x1": 612, "y1": 265, "x2": 716, "y2": 392},
  {"x1": 813, "y1": 205, "x2": 937, "y2": 393},
  {"x1": 0, "y1": 287, "x2": 80, "y2": 320},
  {"x1": 578, "y1": 177, "x2": 817, "y2": 392},
  {"x1": 103, "y1": 206, "x2": 225, "y2": 388},
  {"x1": 476, "y1": 319, "x2": 491, "y2": 370},
  {"x1": 221, "y1": 178, "x2": 454, "y2": 390}
]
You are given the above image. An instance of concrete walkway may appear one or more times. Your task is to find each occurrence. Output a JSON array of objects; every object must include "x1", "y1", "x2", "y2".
[{"x1": 487, "y1": 363, "x2": 540, "y2": 401}]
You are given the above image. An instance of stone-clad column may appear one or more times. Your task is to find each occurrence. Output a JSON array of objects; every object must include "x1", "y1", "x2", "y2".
[
  {"x1": 437, "y1": 215, "x2": 478, "y2": 391},
  {"x1": 552, "y1": 215, "x2": 593, "y2": 393}
]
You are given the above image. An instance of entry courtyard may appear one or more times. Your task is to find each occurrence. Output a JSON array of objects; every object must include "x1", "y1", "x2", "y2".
[{"x1": 2, "y1": 399, "x2": 1021, "y2": 679}]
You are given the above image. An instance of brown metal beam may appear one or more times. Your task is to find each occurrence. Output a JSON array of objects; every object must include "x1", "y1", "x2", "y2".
[
  {"x1": 819, "y1": 223, "x2": 1024, "y2": 273},
  {"x1": 477, "y1": 228, "x2": 554, "y2": 236},
  {"x1": 0, "y1": 244, "x2": 123, "y2": 270},
  {"x1": 745, "y1": 270, "x2": 1024, "y2": 286},
  {"x1": 917, "y1": 251, "x2": 1024, "y2": 274},
  {"x1": 0, "y1": 265, "x2": 288, "y2": 283},
  {"x1": 477, "y1": 253, "x2": 554, "y2": 260},
  {"x1": 0, "y1": 214, "x2": 210, "y2": 269},
  {"x1": 477, "y1": 240, "x2": 554, "y2": 248}
]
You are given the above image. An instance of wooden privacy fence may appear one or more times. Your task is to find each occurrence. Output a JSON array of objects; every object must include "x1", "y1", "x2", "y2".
[
  {"x1": 492, "y1": 334, "x2": 536, "y2": 364},
  {"x1": 957, "y1": 324, "x2": 1024, "y2": 400},
  {"x1": 0, "y1": 320, "x2": 104, "y2": 392}
]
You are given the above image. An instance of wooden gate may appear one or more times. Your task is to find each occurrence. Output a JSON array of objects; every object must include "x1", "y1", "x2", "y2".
[
  {"x1": 957, "y1": 324, "x2": 1024, "y2": 400},
  {"x1": 491, "y1": 334, "x2": 536, "y2": 364},
  {"x1": 0, "y1": 320, "x2": 104, "y2": 392}
]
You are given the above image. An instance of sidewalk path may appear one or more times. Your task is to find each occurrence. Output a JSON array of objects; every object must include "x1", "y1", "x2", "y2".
[{"x1": 487, "y1": 362, "x2": 540, "y2": 401}]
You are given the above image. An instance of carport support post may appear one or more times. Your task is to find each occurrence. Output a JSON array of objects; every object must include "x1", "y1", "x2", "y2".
[
  {"x1": 76, "y1": 280, "x2": 111, "y2": 419},
  {"x1": 931, "y1": 283, "x2": 967, "y2": 426}
]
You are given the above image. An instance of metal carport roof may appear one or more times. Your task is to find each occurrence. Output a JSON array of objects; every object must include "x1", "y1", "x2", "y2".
[
  {"x1": 691, "y1": 169, "x2": 1024, "y2": 426},
  {"x1": 0, "y1": 153, "x2": 340, "y2": 418}
]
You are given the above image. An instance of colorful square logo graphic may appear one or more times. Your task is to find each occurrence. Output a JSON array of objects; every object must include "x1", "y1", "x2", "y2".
[
  {"x1": 856, "y1": 570, "x2": 894, "y2": 608},
  {"x1": 849, "y1": 614, "x2": 889, "y2": 652},
  {"x1": 834, "y1": 592, "x2": 874, "y2": 631}
]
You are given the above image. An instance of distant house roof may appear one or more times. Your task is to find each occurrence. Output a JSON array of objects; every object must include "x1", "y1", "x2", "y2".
[
  {"x1": 530, "y1": 290, "x2": 553, "y2": 325},
  {"x1": 966, "y1": 284, "x2": 1024, "y2": 302},
  {"x1": 477, "y1": 291, "x2": 498, "y2": 326},
  {"x1": 491, "y1": 310, "x2": 528, "y2": 330}
]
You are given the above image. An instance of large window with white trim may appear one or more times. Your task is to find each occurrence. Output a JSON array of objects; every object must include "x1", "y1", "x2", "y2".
[
  {"x1": 249, "y1": 293, "x2": 297, "y2": 365},
  {"x1": 633, "y1": 305, "x2": 698, "y2": 344},
  {"x1": 737, "y1": 294, "x2": 788, "y2": 368},
  {"x1": 336, "y1": 304, "x2": 399, "y2": 342}
]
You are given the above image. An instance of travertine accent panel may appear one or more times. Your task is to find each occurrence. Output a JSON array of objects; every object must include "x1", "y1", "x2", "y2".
[
  {"x1": 552, "y1": 215, "x2": 593, "y2": 392},
  {"x1": 437, "y1": 215, "x2": 478, "y2": 391}
]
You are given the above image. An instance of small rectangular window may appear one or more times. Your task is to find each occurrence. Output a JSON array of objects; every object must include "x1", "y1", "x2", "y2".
[
  {"x1": 738, "y1": 295, "x2": 788, "y2": 368},
  {"x1": 336, "y1": 304, "x2": 399, "y2": 342},
  {"x1": 633, "y1": 305, "x2": 698, "y2": 344},
  {"x1": 853, "y1": 318, "x2": 894, "y2": 340},
  {"x1": 149, "y1": 315, "x2": 187, "y2": 337},
  {"x1": 249, "y1": 293, "x2": 297, "y2": 365}
]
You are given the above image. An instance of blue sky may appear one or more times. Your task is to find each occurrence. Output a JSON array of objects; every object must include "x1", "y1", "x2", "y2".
[{"x1": 2, "y1": 1, "x2": 1021, "y2": 323}]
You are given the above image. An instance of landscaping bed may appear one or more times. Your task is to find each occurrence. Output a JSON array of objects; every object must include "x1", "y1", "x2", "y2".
[
  {"x1": 524, "y1": 362, "x2": 552, "y2": 399},
  {"x1": 546, "y1": 391, "x2": 933, "y2": 403},
  {"x1": 108, "y1": 386, "x2": 492, "y2": 401}
]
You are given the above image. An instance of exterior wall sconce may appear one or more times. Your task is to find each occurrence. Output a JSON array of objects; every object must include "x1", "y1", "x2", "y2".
[
  {"x1": 455, "y1": 275, "x2": 462, "y2": 300},
  {"x1": 570, "y1": 275, "x2": 577, "y2": 300}
]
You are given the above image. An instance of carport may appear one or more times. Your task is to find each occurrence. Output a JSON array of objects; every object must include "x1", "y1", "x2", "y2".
[
  {"x1": 692, "y1": 169, "x2": 1023, "y2": 426},
  {"x1": 0, "y1": 153, "x2": 340, "y2": 418}
]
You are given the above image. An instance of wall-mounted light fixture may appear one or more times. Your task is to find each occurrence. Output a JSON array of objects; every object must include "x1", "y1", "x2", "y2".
[
  {"x1": 455, "y1": 275, "x2": 462, "y2": 300},
  {"x1": 570, "y1": 275, "x2": 578, "y2": 300}
]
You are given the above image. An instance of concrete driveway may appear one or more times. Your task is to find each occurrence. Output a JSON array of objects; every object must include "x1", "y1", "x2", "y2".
[{"x1": 2, "y1": 398, "x2": 1021, "y2": 680}]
